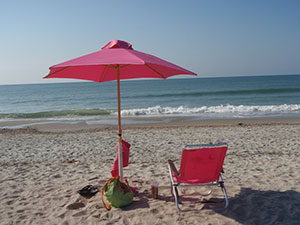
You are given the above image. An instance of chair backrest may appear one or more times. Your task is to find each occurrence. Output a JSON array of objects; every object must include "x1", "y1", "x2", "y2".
[{"x1": 178, "y1": 143, "x2": 227, "y2": 183}]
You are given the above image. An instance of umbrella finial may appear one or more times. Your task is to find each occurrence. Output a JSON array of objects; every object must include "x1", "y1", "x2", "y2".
[{"x1": 101, "y1": 40, "x2": 133, "y2": 50}]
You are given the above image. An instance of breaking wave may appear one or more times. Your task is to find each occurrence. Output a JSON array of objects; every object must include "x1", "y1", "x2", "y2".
[
  {"x1": 120, "y1": 104, "x2": 300, "y2": 117},
  {"x1": 1, "y1": 104, "x2": 300, "y2": 120}
]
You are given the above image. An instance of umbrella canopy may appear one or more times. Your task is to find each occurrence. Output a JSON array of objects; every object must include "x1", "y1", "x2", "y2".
[
  {"x1": 44, "y1": 40, "x2": 196, "y2": 181},
  {"x1": 45, "y1": 40, "x2": 195, "y2": 82}
]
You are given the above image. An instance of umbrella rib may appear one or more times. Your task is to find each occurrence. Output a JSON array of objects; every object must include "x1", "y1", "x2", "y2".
[
  {"x1": 109, "y1": 65, "x2": 117, "y2": 70},
  {"x1": 120, "y1": 64, "x2": 130, "y2": 69},
  {"x1": 99, "y1": 65, "x2": 109, "y2": 82},
  {"x1": 47, "y1": 66, "x2": 70, "y2": 76},
  {"x1": 108, "y1": 64, "x2": 129, "y2": 70},
  {"x1": 145, "y1": 64, "x2": 166, "y2": 79}
]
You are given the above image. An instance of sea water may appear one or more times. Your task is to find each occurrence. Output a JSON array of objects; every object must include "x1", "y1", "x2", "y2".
[{"x1": 0, "y1": 75, "x2": 300, "y2": 125}]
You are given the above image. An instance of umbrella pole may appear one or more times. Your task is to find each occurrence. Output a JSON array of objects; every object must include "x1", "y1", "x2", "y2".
[{"x1": 116, "y1": 65, "x2": 124, "y2": 182}]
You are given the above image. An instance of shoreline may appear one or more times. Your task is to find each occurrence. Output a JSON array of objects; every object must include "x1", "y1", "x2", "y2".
[{"x1": 1, "y1": 116, "x2": 300, "y2": 133}]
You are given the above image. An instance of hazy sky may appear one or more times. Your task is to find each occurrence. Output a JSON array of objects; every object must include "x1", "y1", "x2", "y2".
[{"x1": 1, "y1": 0, "x2": 300, "y2": 85}]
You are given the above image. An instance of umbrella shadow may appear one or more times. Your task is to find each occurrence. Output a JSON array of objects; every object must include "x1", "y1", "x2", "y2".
[
  {"x1": 121, "y1": 192, "x2": 150, "y2": 211},
  {"x1": 216, "y1": 188, "x2": 300, "y2": 225},
  {"x1": 122, "y1": 187, "x2": 176, "y2": 211}
]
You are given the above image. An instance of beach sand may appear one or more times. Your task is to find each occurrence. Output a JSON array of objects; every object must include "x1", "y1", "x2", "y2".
[{"x1": 1, "y1": 118, "x2": 300, "y2": 225}]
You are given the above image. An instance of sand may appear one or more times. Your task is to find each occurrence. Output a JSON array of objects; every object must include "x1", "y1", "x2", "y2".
[{"x1": 1, "y1": 118, "x2": 300, "y2": 225}]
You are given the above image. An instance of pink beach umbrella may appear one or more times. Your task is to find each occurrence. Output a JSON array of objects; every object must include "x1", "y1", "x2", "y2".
[{"x1": 44, "y1": 40, "x2": 196, "y2": 181}]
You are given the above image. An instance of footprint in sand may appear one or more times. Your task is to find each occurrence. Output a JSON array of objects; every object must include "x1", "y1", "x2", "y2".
[
  {"x1": 72, "y1": 210, "x2": 87, "y2": 217},
  {"x1": 66, "y1": 202, "x2": 85, "y2": 210}
]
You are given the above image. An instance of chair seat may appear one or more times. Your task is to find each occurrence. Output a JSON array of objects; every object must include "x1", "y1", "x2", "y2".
[{"x1": 174, "y1": 176, "x2": 216, "y2": 184}]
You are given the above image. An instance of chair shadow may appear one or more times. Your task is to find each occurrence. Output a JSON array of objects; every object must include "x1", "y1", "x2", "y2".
[
  {"x1": 216, "y1": 188, "x2": 300, "y2": 225},
  {"x1": 156, "y1": 186, "x2": 300, "y2": 224}
]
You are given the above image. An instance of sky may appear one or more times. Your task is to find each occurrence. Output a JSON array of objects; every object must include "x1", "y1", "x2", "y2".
[{"x1": 0, "y1": 0, "x2": 300, "y2": 85}]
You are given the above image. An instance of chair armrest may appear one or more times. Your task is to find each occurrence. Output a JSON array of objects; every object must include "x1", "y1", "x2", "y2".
[{"x1": 168, "y1": 160, "x2": 180, "y2": 176}]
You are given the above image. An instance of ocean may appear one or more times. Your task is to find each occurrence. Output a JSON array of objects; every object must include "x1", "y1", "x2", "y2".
[{"x1": 1, "y1": 75, "x2": 300, "y2": 127}]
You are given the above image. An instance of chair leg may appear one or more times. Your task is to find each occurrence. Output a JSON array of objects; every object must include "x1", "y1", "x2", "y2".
[
  {"x1": 214, "y1": 173, "x2": 228, "y2": 210},
  {"x1": 168, "y1": 164, "x2": 182, "y2": 211},
  {"x1": 172, "y1": 185, "x2": 181, "y2": 211},
  {"x1": 220, "y1": 181, "x2": 229, "y2": 209}
]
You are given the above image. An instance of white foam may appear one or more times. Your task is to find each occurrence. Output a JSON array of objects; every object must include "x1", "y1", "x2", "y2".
[{"x1": 119, "y1": 104, "x2": 300, "y2": 118}]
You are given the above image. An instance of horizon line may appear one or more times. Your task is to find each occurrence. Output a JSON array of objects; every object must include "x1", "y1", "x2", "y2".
[{"x1": 1, "y1": 73, "x2": 300, "y2": 86}]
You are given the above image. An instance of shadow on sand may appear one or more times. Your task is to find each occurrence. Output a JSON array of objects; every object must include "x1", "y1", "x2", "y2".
[
  {"x1": 101, "y1": 185, "x2": 300, "y2": 225},
  {"x1": 154, "y1": 186, "x2": 300, "y2": 224},
  {"x1": 121, "y1": 191, "x2": 150, "y2": 211},
  {"x1": 216, "y1": 188, "x2": 300, "y2": 225}
]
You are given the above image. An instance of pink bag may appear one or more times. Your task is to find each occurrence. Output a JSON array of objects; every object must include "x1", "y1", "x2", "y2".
[{"x1": 111, "y1": 140, "x2": 131, "y2": 177}]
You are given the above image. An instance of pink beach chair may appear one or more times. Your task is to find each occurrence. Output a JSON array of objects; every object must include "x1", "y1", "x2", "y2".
[{"x1": 168, "y1": 143, "x2": 229, "y2": 210}]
